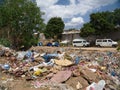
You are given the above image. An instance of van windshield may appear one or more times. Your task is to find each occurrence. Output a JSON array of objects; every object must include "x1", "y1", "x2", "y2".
[{"x1": 108, "y1": 40, "x2": 112, "y2": 42}]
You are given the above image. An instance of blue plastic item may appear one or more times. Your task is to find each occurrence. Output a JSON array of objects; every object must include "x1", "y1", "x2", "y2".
[
  {"x1": 75, "y1": 56, "x2": 81, "y2": 64},
  {"x1": 111, "y1": 71, "x2": 116, "y2": 76},
  {"x1": 25, "y1": 51, "x2": 32, "y2": 58},
  {"x1": 52, "y1": 42, "x2": 59, "y2": 47},
  {"x1": 46, "y1": 42, "x2": 52, "y2": 46},
  {"x1": 3, "y1": 64, "x2": 10, "y2": 70},
  {"x1": 38, "y1": 42, "x2": 43, "y2": 46}
]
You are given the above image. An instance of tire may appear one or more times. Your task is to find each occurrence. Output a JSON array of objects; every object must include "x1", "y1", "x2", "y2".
[
  {"x1": 97, "y1": 45, "x2": 101, "y2": 47},
  {"x1": 83, "y1": 45, "x2": 86, "y2": 47},
  {"x1": 112, "y1": 45, "x2": 116, "y2": 47},
  {"x1": 74, "y1": 45, "x2": 76, "y2": 47}
]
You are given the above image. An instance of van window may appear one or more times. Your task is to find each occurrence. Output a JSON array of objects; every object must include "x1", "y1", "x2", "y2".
[
  {"x1": 83, "y1": 41, "x2": 86, "y2": 43},
  {"x1": 103, "y1": 40, "x2": 107, "y2": 42},
  {"x1": 97, "y1": 39, "x2": 102, "y2": 42},
  {"x1": 73, "y1": 41, "x2": 82, "y2": 43}
]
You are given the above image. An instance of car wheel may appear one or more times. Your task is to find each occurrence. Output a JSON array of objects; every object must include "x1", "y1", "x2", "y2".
[
  {"x1": 74, "y1": 45, "x2": 76, "y2": 47},
  {"x1": 83, "y1": 45, "x2": 86, "y2": 47}
]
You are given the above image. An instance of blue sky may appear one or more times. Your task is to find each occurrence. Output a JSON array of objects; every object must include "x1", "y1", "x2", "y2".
[{"x1": 36, "y1": 0, "x2": 120, "y2": 30}]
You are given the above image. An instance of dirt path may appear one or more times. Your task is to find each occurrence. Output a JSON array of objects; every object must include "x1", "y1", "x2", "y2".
[{"x1": 80, "y1": 47, "x2": 117, "y2": 51}]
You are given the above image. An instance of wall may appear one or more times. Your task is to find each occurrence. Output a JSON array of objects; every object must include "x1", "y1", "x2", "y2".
[{"x1": 61, "y1": 33, "x2": 80, "y2": 42}]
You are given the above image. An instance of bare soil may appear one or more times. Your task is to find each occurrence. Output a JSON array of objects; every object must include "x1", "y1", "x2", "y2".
[{"x1": 0, "y1": 46, "x2": 118, "y2": 90}]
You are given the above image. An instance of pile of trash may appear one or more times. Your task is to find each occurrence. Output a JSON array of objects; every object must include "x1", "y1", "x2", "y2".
[{"x1": 0, "y1": 45, "x2": 120, "y2": 90}]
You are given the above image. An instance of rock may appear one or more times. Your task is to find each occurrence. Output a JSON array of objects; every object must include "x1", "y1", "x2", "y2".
[
  {"x1": 50, "y1": 70, "x2": 72, "y2": 83},
  {"x1": 80, "y1": 69, "x2": 99, "y2": 83},
  {"x1": 66, "y1": 76, "x2": 89, "y2": 90},
  {"x1": 73, "y1": 69, "x2": 81, "y2": 77},
  {"x1": 10, "y1": 56, "x2": 17, "y2": 63},
  {"x1": 76, "y1": 81, "x2": 83, "y2": 89},
  {"x1": 106, "y1": 85, "x2": 117, "y2": 90},
  {"x1": 45, "y1": 73, "x2": 54, "y2": 79}
]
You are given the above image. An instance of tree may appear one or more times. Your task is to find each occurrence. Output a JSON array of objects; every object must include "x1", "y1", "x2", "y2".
[
  {"x1": 0, "y1": 0, "x2": 45, "y2": 50},
  {"x1": 90, "y1": 12, "x2": 114, "y2": 36},
  {"x1": 80, "y1": 9, "x2": 120, "y2": 37},
  {"x1": 44, "y1": 17, "x2": 65, "y2": 40},
  {"x1": 80, "y1": 23, "x2": 95, "y2": 37},
  {"x1": 114, "y1": 9, "x2": 120, "y2": 25}
]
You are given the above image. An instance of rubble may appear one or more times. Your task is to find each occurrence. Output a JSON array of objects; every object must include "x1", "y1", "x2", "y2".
[
  {"x1": 0, "y1": 45, "x2": 120, "y2": 90},
  {"x1": 50, "y1": 70, "x2": 72, "y2": 83}
]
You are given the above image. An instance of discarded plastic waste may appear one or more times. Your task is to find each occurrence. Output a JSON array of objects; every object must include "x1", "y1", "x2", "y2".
[
  {"x1": 96, "y1": 80, "x2": 106, "y2": 90},
  {"x1": 111, "y1": 71, "x2": 116, "y2": 76},
  {"x1": 86, "y1": 80, "x2": 106, "y2": 90},
  {"x1": 25, "y1": 50, "x2": 32, "y2": 58},
  {"x1": 3, "y1": 64, "x2": 10, "y2": 70},
  {"x1": 75, "y1": 56, "x2": 81, "y2": 64},
  {"x1": 34, "y1": 69, "x2": 42, "y2": 76}
]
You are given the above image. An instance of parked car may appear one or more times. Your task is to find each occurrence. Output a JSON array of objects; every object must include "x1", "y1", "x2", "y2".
[
  {"x1": 95, "y1": 39, "x2": 118, "y2": 47},
  {"x1": 72, "y1": 39, "x2": 90, "y2": 47}
]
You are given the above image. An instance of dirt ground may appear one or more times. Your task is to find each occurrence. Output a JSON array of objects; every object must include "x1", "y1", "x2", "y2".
[{"x1": 0, "y1": 46, "x2": 118, "y2": 90}]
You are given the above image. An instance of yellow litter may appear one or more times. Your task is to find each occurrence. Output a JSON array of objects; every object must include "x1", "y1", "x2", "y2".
[
  {"x1": 100, "y1": 66, "x2": 106, "y2": 70},
  {"x1": 34, "y1": 69, "x2": 42, "y2": 76}
]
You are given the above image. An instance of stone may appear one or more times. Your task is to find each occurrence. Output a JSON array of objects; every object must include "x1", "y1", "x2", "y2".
[{"x1": 50, "y1": 70, "x2": 72, "y2": 83}]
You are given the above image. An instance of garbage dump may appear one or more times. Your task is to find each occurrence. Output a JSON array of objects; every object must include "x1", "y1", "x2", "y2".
[{"x1": 0, "y1": 45, "x2": 120, "y2": 90}]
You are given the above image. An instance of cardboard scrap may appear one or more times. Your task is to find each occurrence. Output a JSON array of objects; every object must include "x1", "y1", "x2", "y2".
[{"x1": 54, "y1": 59, "x2": 73, "y2": 66}]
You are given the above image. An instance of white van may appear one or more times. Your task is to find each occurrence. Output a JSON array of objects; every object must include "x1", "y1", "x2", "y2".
[
  {"x1": 96, "y1": 39, "x2": 118, "y2": 47},
  {"x1": 72, "y1": 39, "x2": 90, "y2": 47}
]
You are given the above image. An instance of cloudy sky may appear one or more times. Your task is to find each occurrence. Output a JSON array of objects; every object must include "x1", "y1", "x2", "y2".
[{"x1": 36, "y1": 0, "x2": 120, "y2": 30}]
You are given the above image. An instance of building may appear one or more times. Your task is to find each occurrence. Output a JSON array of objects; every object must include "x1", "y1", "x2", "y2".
[{"x1": 61, "y1": 30, "x2": 81, "y2": 42}]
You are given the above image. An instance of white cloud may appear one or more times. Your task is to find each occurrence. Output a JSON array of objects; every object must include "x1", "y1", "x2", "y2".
[
  {"x1": 36, "y1": 0, "x2": 58, "y2": 8},
  {"x1": 72, "y1": 17, "x2": 84, "y2": 23},
  {"x1": 66, "y1": 17, "x2": 84, "y2": 26},
  {"x1": 36, "y1": 0, "x2": 118, "y2": 29}
]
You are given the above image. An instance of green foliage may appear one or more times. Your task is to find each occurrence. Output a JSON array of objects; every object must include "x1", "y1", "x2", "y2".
[
  {"x1": 114, "y1": 9, "x2": 120, "y2": 25},
  {"x1": 0, "y1": 0, "x2": 45, "y2": 50},
  {"x1": 80, "y1": 23, "x2": 95, "y2": 37},
  {"x1": 0, "y1": 38, "x2": 11, "y2": 47},
  {"x1": 44, "y1": 17, "x2": 65, "y2": 39},
  {"x1": 80, "y1": 9, "x2": 120, "y2": 37},
  {"x1": 90, "y1": 12, "x2": 114, "y2": 35}
]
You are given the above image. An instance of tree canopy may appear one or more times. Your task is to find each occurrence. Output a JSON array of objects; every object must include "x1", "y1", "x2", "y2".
[
  {"x1": 44, "y1": 17, "x2": 65, "y2": 40},
  {"x1": 80, "y1": 8, "x2": 120, "y2": 37},
  {"x1": 80, "y1": 23, "x2": 95, "y2": 37},
  {"x1": 0, "y1": 0, "x2": 45, "y2": 50}
]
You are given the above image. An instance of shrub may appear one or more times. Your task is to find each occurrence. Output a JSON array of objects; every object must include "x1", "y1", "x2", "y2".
[{"x1": 0, "y1": 38, "x2": 11, "y2": 47}]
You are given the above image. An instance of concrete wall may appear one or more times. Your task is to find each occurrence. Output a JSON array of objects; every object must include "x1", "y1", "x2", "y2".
[
  {"x1": 61, "y1": 33, "x2": 80, "y2": 42},
  {"x1": 108, "y1": 31, "x2": 120, "y2": 40},
  {"x1": 61, "y1": 30, "x2": 120, "y2": 46}
]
